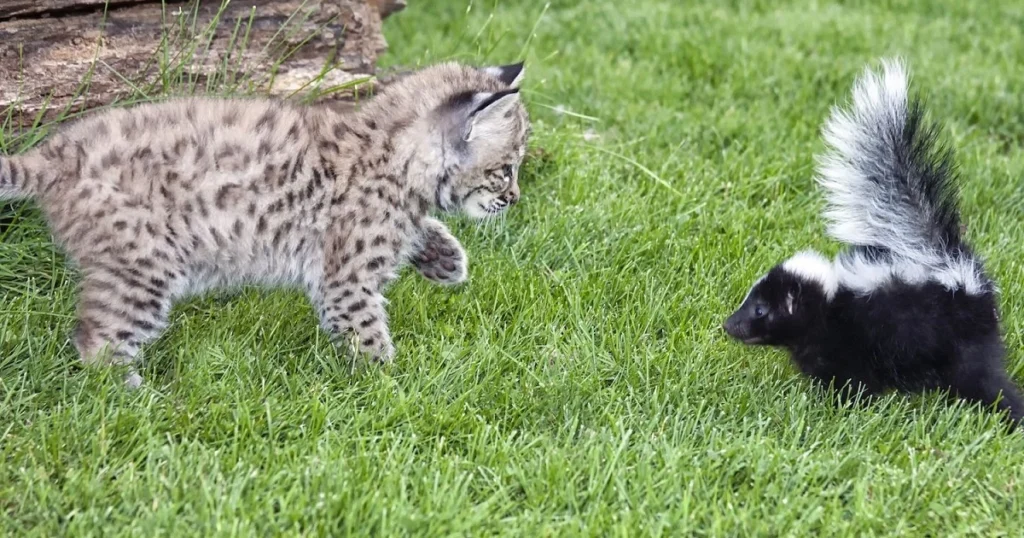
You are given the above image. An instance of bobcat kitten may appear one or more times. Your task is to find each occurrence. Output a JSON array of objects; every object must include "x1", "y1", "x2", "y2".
[{"x1": 0, "y1": 61, "x2": 530, "y2": 387}]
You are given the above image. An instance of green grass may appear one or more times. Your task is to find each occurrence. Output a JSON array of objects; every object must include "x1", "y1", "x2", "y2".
[{"x1": 4, "y1": 0, "x2": 1024, "y2": 535}]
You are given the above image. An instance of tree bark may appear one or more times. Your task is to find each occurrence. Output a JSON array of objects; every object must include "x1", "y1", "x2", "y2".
[{"x1": 0, "y1": 0, "x2": 403, "y2": 129}]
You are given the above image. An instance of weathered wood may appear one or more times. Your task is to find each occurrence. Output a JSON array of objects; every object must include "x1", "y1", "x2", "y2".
[
  {"x1": 1, "y1": 0, "x2": 404, "y2": 20},
  {"x1": 371, "y1": 0, "x2": 406, "y2": 18},
  {"x1": 0, "y1": 0, "x2": 402, "y2": 129}
]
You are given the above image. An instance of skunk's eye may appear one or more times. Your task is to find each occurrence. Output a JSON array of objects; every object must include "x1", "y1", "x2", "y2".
[{"x1": 754, "y1": 305, "x2": 768, "y2": 318}]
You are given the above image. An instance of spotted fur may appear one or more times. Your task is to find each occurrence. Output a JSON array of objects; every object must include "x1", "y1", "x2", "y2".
[{"x1": 0, "y1": 61, "x2": 531, "y2": 386}]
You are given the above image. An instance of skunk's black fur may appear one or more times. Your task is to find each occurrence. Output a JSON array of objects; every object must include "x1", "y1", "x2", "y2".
[{"x1": 724, "y1": 59, "x2": 1024, "y2": 426}]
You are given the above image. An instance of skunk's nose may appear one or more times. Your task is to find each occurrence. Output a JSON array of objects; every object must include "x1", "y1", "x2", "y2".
[{"x1": 722, "y1": 315, "x2": 741, "y2": 339}]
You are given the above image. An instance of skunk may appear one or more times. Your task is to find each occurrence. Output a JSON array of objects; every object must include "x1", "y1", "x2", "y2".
[{"x1": 723, "y1": 59, "x2": 1024, "y2": 426}]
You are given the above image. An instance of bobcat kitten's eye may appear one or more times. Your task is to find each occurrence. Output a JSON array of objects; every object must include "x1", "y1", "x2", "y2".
[{"x1": 501, "y1": 164, "x2": 514, "y2": 186}]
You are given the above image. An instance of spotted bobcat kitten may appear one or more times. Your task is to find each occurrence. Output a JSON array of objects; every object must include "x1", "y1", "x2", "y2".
[{"x1": 0, "y1": 61, "x2": 530, "y2": 386}]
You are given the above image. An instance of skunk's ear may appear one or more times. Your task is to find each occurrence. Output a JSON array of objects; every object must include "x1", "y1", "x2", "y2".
[
  {"x1": 481, "y1": 62, "x2": 525, "y2": 88},
  {"x1": 464, "y1": 88, "x2": 521, "y2": 142}
]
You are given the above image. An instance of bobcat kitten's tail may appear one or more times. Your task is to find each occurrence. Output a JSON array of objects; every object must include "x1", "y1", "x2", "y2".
[{"x1": 0, "y1": 155, "x2": 37, "y2": 200}]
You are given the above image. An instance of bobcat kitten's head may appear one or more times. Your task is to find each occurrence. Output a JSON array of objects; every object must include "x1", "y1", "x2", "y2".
[{"x1": 433, "y1": 62, "x2": 531, "y2": 219}]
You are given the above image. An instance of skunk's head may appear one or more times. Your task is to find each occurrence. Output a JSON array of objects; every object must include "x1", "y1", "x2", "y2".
[{"x1": 723, "y1": 251, "x2": 838, "y2": 346}]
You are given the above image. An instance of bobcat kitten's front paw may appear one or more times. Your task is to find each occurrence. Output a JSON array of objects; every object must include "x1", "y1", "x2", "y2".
[
  {"x1": 412, "y1": 220, "x2": 468, "y2": 285},
  {"x1": 412, "y1": 245, "x2": 467, "y2": 285},
  {"x1": 124, "y1": 370, "x2": 145, "y2": 389},
  {"x1": 361, "y1": 333, "x2": 395, "y2": 364}
]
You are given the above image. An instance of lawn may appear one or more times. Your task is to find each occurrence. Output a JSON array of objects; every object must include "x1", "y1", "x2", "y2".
[{"x1": 3, "y1": 0, "x2": 1024, "y2": 535}]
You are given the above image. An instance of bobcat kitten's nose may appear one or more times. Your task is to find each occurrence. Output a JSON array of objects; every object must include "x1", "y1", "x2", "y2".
[{"x1": 502, "y1": 186, "x2": 520, "y2": 205}]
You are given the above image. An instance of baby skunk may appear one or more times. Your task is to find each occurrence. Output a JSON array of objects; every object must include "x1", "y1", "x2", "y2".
[{"x1": 723, "y1": 59, "x2": 1024, "y2": 426}]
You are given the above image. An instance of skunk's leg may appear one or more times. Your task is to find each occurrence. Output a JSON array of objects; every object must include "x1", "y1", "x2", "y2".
[
  {"x1": 806, "y1": 364, "x2": 884, "y2": 405},
  {"x1": 949, "y1": 342, "x2": 1024, "y2": 425},
  {"x1": 950, "y1": 371, "x2": 1024, "y2": 424},
  {"x1": 825, "y1": 377, "x2": 885, "y2": 406}
]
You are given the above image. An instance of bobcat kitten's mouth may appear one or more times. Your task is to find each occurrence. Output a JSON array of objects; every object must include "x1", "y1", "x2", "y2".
[
  {"x1": 481, "y1": 199, "x2": 509, "y2": 214},
  {"x1": 460, "y1": 193, "x2": 510, "y2": 220}
]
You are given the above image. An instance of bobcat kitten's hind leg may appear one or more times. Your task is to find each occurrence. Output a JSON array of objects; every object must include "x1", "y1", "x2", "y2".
[
  {"x1": 411, "y1": 218, "x2": 468, "y2": 285},
  {"x1": 73, "y1": 263, "x2": 174, "y2": 388}
]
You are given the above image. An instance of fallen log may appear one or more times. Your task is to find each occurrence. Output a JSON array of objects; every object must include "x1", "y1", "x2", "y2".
[{"x1": 0, "y1": 0, "x2": 404, "y2": 131}]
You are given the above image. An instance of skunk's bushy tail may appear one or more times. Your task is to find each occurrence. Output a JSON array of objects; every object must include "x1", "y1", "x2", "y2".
[{"x1": 817, "y1": 59, "x2": 962, "y2": 266}]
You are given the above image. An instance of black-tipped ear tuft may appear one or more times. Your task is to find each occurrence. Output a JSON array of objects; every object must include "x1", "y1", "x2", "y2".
[
  {"x1": 471, "y1": 88, "x2": 520, "y2": 116},
  {"x1": 482, "y1": 62, "x2": 525, "y2": 88},
  {"x1": 461, "y1": 89, "x2": 522, "y2": 142}
]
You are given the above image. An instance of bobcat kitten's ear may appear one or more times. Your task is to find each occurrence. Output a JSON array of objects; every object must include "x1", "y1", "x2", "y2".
[
  {"x1": 464, "y1": 89, "x2": 521, "y2": 142},
  {"x1": 482, "y1": 62, "x2": 525, "y2": 88}
]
